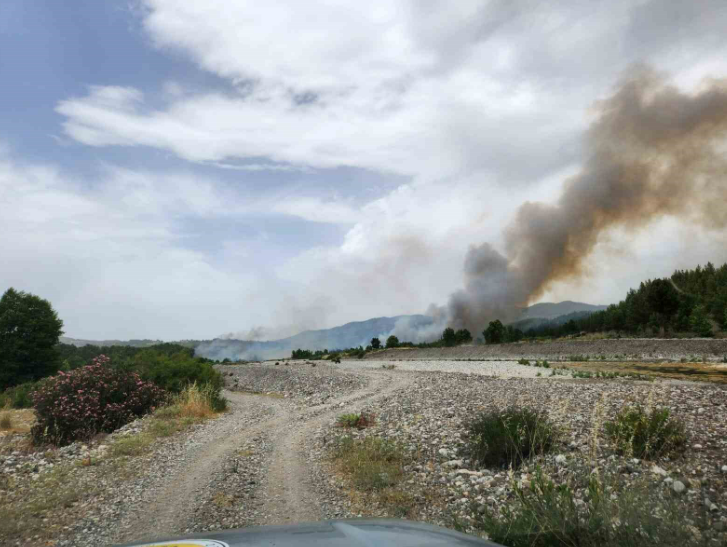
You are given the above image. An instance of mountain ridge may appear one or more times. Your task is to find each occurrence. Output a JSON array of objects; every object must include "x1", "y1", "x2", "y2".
[{"x1": 60, "y1": 301, "x2": 605, "y2": 359}]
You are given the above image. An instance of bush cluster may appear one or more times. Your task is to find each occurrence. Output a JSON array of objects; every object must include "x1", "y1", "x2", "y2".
[
  {"x1": 337, "y1": 412, "x2": 375, "y2": 429},
  {"x1": 473, "y1": 468, "x2": 702, "y2": 547},
  {"x1": 605, "y1": 405, "x2": 686, "y2": 459},
  {"x1": 467, "y1": 407, "x2": 555, "y2": 468},
  {"x1": 0, "y1": 381, "x2": 38, "y2": 409},
  {"x1": 31, "y1": 355, "x2": 165, "y2": 446}
]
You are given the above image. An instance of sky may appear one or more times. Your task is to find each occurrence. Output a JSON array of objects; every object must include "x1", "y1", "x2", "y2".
[{"x1": 2, "y1": 0, "x2": 727, "y2": 341}]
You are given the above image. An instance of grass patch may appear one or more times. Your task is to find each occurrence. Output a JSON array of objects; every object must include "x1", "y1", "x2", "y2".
[
  {"x1": 110, "y1": 433, "x2": 154, "y2": 457},
  {"x1": 470, "y1": 468, "x2": 705, "y2": 547},
  {"x1": 109, "y1": 383, "x2": 226, "y2": 457},
  {"x1": 466, "y1": 407, "x2": 556, "y2": 468},
  {"x1": 333, "y1": 436, "x2": 406, "y2": 491},
  {"x1": 337, "y1": 412, "x2": 375, "y2": 429},
  {"x1": 0, "y1": 464, "x2": 90, "y2": 543},
  {"x1": 0, "y1": 411, "x2": 11, "y2": 430},
  {"x1": 604, "y1": 406, "x2": 686, "y2": 459}
]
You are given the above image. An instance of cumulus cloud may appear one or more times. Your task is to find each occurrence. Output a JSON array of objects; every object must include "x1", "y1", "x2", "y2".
[
  {"x1": 22, "y1": 0, "x2": 727, "y2": 340},
  {"x1": 0, "y1": 153, "x2": 353, "y2": 339}
]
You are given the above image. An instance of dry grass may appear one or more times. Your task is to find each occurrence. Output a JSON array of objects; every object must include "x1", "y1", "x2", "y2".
[
  {"x1": 562, "y1": 360, "x2": 727, "y2": 383},
  {"x1": 0, "y1": 408, "x2": 34, "y2": 436},
  {"x1": 158, "y1": 383, "x2": 220, "y2": 420},
  {"x1": 109, "y1": 384, "x2": 223, "y2": 458}
]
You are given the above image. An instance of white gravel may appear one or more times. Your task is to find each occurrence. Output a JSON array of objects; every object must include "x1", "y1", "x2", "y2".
[{"x1": 334, "y1": 359, "x2": 569, "y2": 378}]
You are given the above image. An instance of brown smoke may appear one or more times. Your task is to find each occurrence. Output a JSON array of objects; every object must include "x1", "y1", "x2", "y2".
[{"x1": 447, "y1": 66, "x2": 727, "y2": 332}]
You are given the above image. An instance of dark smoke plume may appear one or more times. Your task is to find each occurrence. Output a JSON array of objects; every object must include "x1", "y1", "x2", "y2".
[{"x1": 447, "y1": 66, "x2": 727, "y2": 332}]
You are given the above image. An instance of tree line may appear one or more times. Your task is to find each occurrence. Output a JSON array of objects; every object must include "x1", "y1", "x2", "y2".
[{"x1": 522, "y1": 263, "x2": 727, "y2": 339}]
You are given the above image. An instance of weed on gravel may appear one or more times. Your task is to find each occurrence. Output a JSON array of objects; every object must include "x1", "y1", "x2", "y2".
[
  {"x1": 336, "y1": 412, "x2": 375, "y2": 429},
  {"x1": 0, "y1": 463, "x2": 91, "y2": 544},
  {"x1": 605, "y1": 405, "x2": 687, "y2": 459},
  {"x1": 466, "y1": 407, "x2": 556, "y2": 468},
  {"x1": 333, "y1": 436, "x2": 406, "y2": 491},
  {"x1": 466, "y1": 468, "x2": 706, "y2": 547},
  {"x1": 331, "y1": 435, "x2": 419, "y2": 518}
]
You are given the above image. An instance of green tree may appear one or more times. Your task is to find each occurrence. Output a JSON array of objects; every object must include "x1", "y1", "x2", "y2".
[
  {"x1": 690, "y1": 304, "x2": 713, "y2": 337},
  {"x1": 483, "y1": 320, "x2": 505, "y2": 344},
  {"x1": 0, "y1": 288, "x2": 64, "y2": 389},
  {"x1": 385, "y1": 335, "x2": 399, "y2": 348},
  {"x1": 370, "y1": 337, "x2": 381, "y2": 349},
  {"x1": 442, "y1": 327, "x2": 457, "y2": 347},
  {"x1": 455, "y1": 328, "x2": 472, "y2": 344}
]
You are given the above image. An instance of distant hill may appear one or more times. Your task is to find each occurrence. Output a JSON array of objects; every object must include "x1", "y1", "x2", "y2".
[
  {"x1": 59, "y1": 337, "x2": 164, "y2": 348},
  {"x1": 515, "y1": 301, "x2": 608, "y2": 321},
  {"x1": 59, "y1": 301, "x2": 606, "y2": 360},
  {"x1": 194, "y1": 315, "x2": 434, "y2": 361}
]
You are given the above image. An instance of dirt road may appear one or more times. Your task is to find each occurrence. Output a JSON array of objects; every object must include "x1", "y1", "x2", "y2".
[{"x1": 108, "y1": 369, "x2": 413, "y2": 545}]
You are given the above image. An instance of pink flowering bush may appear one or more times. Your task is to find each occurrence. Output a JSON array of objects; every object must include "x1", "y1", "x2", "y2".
[{"x1": 31, "y1": 355, "x2": 165, "y2": 446}]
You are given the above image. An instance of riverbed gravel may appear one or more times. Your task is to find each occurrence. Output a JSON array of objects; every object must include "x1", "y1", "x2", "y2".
[
  {"x1": 311, "y1": 371, "x2": 727, "y2": 540},
  {"x1": 217, "y1": 362, "x2": 369, "y2": 406},
  {"x1": 334, "y1": 358, "x2": 570, "y2": 378}
]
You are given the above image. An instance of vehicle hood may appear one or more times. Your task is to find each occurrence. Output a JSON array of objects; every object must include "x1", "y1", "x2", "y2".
[{"x1": 114, "y1": 519, "x2": 500, "y2": 547}]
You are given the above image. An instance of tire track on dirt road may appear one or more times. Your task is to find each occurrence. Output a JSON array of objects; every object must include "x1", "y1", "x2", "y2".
[{"x1": 110, "y1": 370, "x2": 413, "y2": 544}]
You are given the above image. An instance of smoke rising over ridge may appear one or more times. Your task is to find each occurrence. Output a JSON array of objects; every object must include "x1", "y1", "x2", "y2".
[{"x1": 446, "y1": 67, "x2": 727, "y2": 333}]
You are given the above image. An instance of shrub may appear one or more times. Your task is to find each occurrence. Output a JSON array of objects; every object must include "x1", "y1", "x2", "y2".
[
  {"x1": 0, "y1": 381, "x2": 37, "y2": 409},
  {"x1": 473, "y1": 468, "x2": 702, "y2": 547},
  {"x1": 334, "y1": 436, "x2": 405, "y2": 490},
  {"x1": 517, "y1": 359, "x2": 530, "y2": 365},
  {"x1": 126, "y1": 350, "x2": 223, "y2": 395},
  {"x1": 604, "y1": 406, "x2": 686, "y2": 459},
  {"x1": 0, "y1": 411, "x2": 11, "y2": 430},
  {"x1": 337, "y1": 412, "x2": 374, "y2": 429},
  {"x1": 467, "y1": 407, "x2": 555, "y2": 468},
  {"x1": 385, "y1": 335, "x2": 399, "y2": 349},
  {"x1": 31, "y1": 355, "x2": 165, "y2": 446}
]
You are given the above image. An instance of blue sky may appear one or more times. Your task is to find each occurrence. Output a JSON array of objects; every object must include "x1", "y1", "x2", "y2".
[{"x1": 2, "y1": 1, "x2": 727, "y2": 340}]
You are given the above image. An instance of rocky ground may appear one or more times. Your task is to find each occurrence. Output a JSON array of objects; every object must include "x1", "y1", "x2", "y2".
[
  {"x1": 336, "y1": 358, "x2": 571, "y2": 378},
  {"x1": 3, "y1": 360, "x2": 727, "y2": 546},
  {"x1": 217, "y1": 361, "x2": 369, "y2": 406},
  {"x1": 310, "y1": 371, "x2": 727, "y2": 542},
  {"x1": 365, "y1": 338, "x2": 727, "y2": 362}
]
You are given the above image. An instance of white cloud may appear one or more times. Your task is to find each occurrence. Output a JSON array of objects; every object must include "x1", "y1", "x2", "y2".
[
  {"x1": 32, "y1": 0, "x2": 727, "y2": 338},
  {"x1": 0, "y1": 153, "x2": 348, "y2": 340},
  {"x1": 270, "y1": 197, "x2": 362, "y2": 224}
]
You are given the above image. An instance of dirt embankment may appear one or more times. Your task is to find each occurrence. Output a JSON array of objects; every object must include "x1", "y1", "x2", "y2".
[{"x1": 363, "y1": 338, "x2": 727, "y2": 362}]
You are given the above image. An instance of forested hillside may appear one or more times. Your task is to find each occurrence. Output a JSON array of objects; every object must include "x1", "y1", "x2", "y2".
[{"x1": 526, "y1": 263, "x2": 727, "y2": 338}]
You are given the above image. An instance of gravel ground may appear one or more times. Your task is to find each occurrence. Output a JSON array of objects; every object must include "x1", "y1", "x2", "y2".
[
  {"x1": 334, "y1": 359, "x2": 571, "y2": 378},
  {"x1": 365, "y1": 338, "x2": 727, "y2": 362},
  {"x1": 5, "y1": 362, "x2": 727, "y2": 546},
  {"x1": 217, "y1": 362, "x2": 369, "y2": 406},
  {"x1": 311, "y1": 372, "x2": 727, "y2": 541},
  {"x1": 0, "y1": 365, "x2": 382, "y2": 546}
]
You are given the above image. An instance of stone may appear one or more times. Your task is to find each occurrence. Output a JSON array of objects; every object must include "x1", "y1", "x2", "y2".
[
  {"x1": 693, "y1": 444, "x2": 703, "y2": 449},
  {"x1": 445, "y1": 459, "x2": 464, "y2": 468},
  {"x1": 651, "y1": 465, "x2": 667, "y2": 477},
  {"x1": 438, "y1": 448, "x2": 449, "y2": 457},
  {"x1": 721, "y1": 465, "x2": 727, "y2": 473},
  {"x1": 697, "y1": 408, "x2": 705, "y2": 415},
  {"x1": 555, "y1": 454, "x2": 567, "y2": 465},
  {"x1": 672, "y1": 480, "x2": 686, "y2": 494}
]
